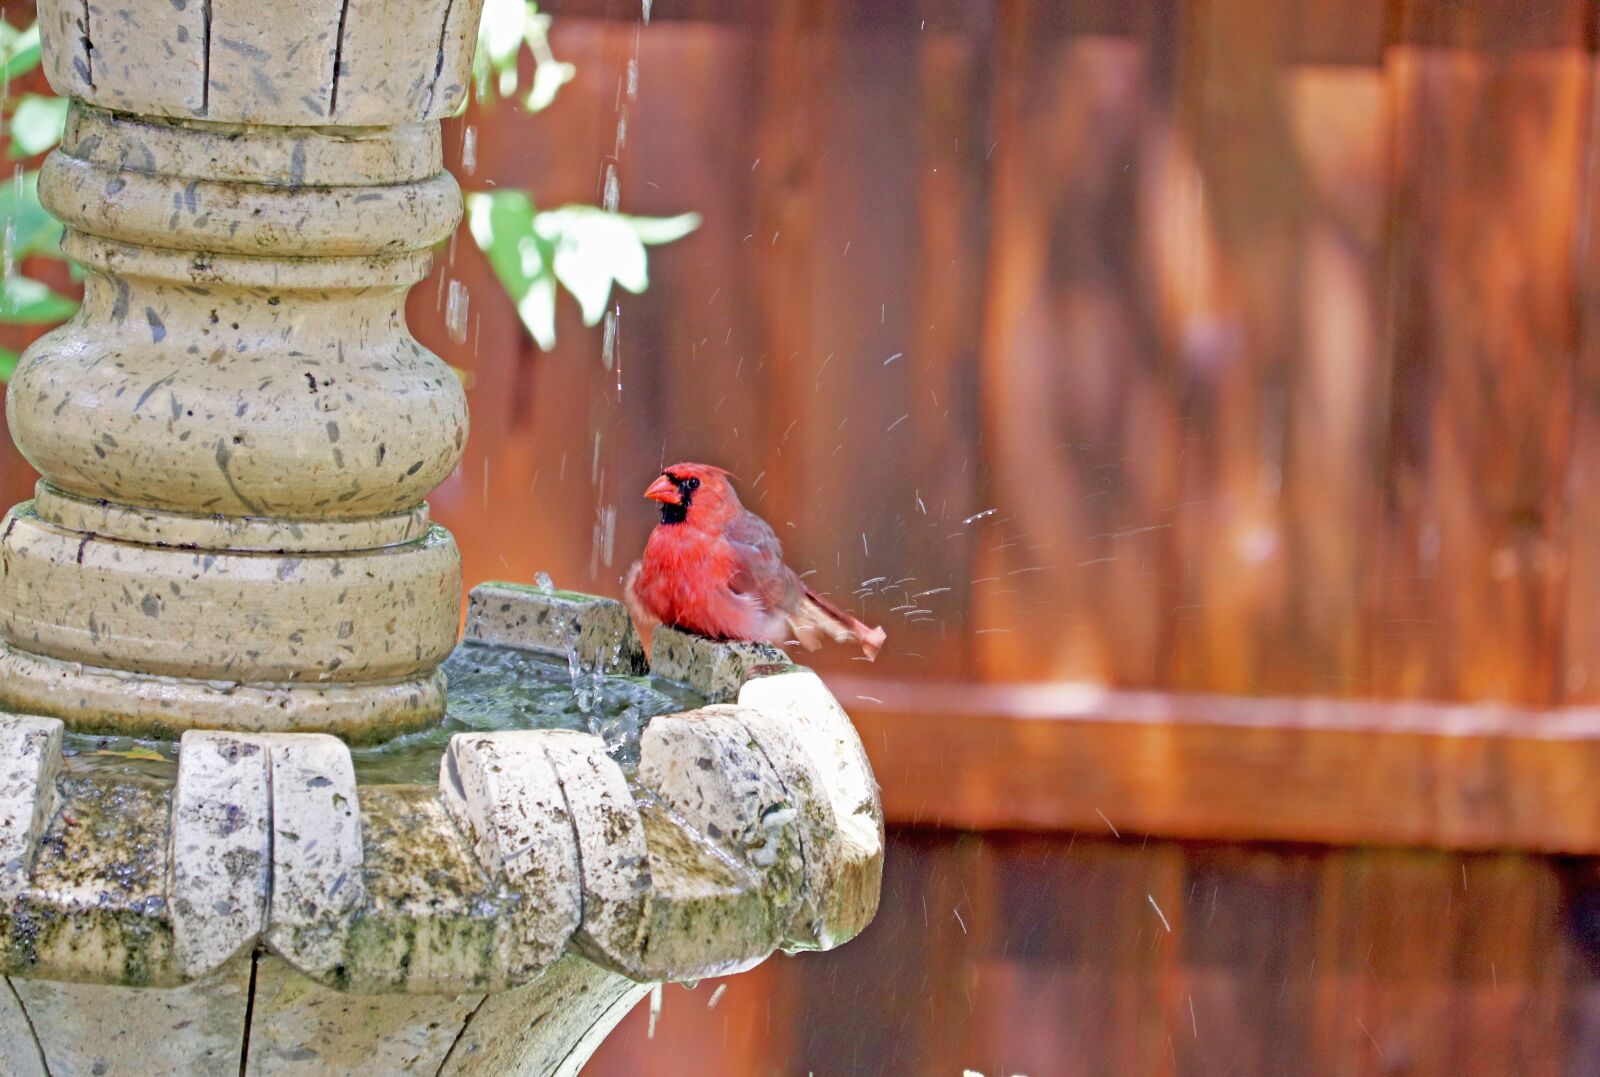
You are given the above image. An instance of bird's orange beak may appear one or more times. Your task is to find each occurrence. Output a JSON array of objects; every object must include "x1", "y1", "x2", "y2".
[{"x1": 644, "y1": 474, "x2": 680, "y2": 504}]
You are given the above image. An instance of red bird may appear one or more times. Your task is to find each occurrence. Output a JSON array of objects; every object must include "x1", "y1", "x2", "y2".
[{"x1": 624, "y1": 463, "x2": 886, "y2": 660}]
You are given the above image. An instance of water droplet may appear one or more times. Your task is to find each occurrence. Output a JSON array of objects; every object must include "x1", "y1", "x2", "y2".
[
  {"x1": 603, "y1": 164, "x2": 620, "y2": 213},
  {"x1": 602, "y1": 309, "x2": 619, "y2": 370},
  {"x1": 445, "y1": 280, "x2": 469, "y2": 344}
]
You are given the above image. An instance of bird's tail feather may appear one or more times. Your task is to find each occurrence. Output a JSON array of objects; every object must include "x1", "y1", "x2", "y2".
[{"x1": 790, "y1": 588, "x2": 886, "y2": 661}]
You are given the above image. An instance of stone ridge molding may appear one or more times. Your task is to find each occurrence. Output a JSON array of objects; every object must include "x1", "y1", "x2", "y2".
[
  {"x1": 0, "y1": 5, "x2": 483, "y2": 739},
  {"x1": 0, "y1": 583, "x2": 884, "y2": 1073},
  {"x1": 38, "y1": 0, "x2": 484, "y2": 126}
]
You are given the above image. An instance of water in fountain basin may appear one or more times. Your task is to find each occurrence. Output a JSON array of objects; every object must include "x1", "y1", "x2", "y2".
[
  {"x1": 350, "y1": 642, "x2": 702, "y2": 784},
  {"x1": 62, "y1": 641, "x2": 704, "y2": 787}
]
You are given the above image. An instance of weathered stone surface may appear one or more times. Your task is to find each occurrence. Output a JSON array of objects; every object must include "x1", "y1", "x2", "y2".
[
  {"x1": 59, "y1": 104, "x2": 443, "y2": 189},
  {"x1": 244, "y1": 955, "x2": 479, "y2": 1075},
  {"x1": 740, "y1": 669, "x2": 884, "y2": 948},
  {"x1": 0, "y1": 633, "x2": 885, "y2": 1069},
  {"x1": 0, "y1": 714, "x2": 62, "y2": 902},
  {"x1": 11, "y1": 206, "x2": 465, "y2": 517},
  {"x1": 42, "y1": 150, "x2": 462, "y2": 256},
  {"x1": 466, "y1": 582, "x2": 648, "y2": 674},
  {"x1": 539, "y1": 731, "x2": 652, "y2": 973},
  {"x1": 633, "y1": 800, "x2": 774, "y2": 979},
  {"x1": 0, "y1": 646, "x2": 446, "y2": 743},
  {"x1": 346, "y1": 786, "x2": 522, "y2": 994},
  {"x1": 728, "y1": 703, "x2": 843, "y2": 950},
  {"x1": 38, "y1": 0, "x2": 485, "y2": 126},
  {"x1": 334, "y1": 0, "x2": 460, "y2": 122},
  {"x1": 0, "y1": 980, "x2": 46, "y2": 1075},
  {"x1": 56, "y1": 0, "x2": 208, "y2": 117},
  {"x1": 168, "y1": 733, "x2": 270, "y2": 979},
  {"x1": 14, "y1": 955, "x2": 251, "y2": 1075},
  {"x1": 1, "y1": 96, "x2": 467, "y2": 738},
  {"x1": 533, "y1": 725, "x2": 782, "y2": 983},
  {"x1": 34, "y1": 481, "x2": 432, "y2": 554},
  {"x1": 35, "y1": 0, "x2": 96, "y2": 106},
  {"x1": 261, "y1": 735, "x2": 364, "y2": 981},
  {"x1": 0, "y1": 510, "x2": 459, "y2": 685},
  {"x1": 437, "y1": 953, "x2": 651, "y2": 1077},
  {"x1": 639, "y1": 699, "x2": 851, "y2": 950},
  {"x1": 8, "y1": 773, "x2": 179, "y2": 985},
  {"x1": 638, "y1": 705, "x2": 807, "y2": 931},
  {"x1": 650, "y1": 626, "x2": 792, "y2": 702},
  {"x1": 205, "y1": 0, "x2": 345, "y2": 124},
  {"x1": 440, "y1": 733, "x2": 582, "y2": 978}
]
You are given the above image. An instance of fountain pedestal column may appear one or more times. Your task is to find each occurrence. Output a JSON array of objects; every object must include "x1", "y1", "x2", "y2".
[{"x1": 0, "y1": 0, "x2": 479, "y2": 739}]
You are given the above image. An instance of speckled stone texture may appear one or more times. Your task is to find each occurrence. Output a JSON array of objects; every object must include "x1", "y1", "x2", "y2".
[
  {"x1": 650, "y1": 624, "x2": 794, "y2": 702},
  {"x1": 0, "y1": 583, "x2": 884, "y2": 1072},
  {"x1": 0, "y1": 11, "x2": 479, "y2": 736},
  {"x1": 466, "y1": 580, "x2": 648, "y2": 674}
]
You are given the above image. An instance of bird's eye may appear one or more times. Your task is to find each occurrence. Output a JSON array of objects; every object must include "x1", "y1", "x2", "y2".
[{"x1": 686, "y1": 477, "x2": 700, "y2": 491}]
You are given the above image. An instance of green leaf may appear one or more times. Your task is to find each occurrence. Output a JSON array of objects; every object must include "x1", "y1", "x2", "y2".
[
  {"x1": 478, "y1": 0, "x2": 530, "y2": 97},
  {"x1": 627, "y1": 212, "x2": 702, "y2": 245},
  {"x1": 0, "y1": 23, "x2": 41, "y2": 81},
  {"x1": 535, "y1": 205, "x2": 700, "y2": 324},
  {"x1": 468, "y1": 189, "x2": 557, "y2": 349},
  {"x1": 518, "y1": 273, "x2": 557, "y2": 351},
  {"x1": 0, "y1": 346, "x2": 18, "y2": 382},
  {"x1": 0, "y1": 170, "x2": 64, "y2": 259},
  {"x1": 525, "y1": 58, "x2": 574, "y2": 113},
  {"x1": 9, "y1": 94, "x2": 68, "y2": 158},
  {"x1": 0, "y1": 275, "x2": 76, "y2": 323},
  {"x1": 470, "y1": 192, "x2": 698, "y2": 348},
  {"x1": 537, "y1": 206, "x2": 643, "y2": 323}
]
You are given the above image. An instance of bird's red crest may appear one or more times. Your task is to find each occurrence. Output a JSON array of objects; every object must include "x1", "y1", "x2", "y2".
[{"x1": 661, "y1": 462, "x2": 733, "y2": 484}]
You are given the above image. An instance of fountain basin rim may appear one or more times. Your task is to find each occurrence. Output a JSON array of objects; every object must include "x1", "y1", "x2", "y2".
[{"x1": 0, "y1": 584, "x2": 884, "y2": 995}]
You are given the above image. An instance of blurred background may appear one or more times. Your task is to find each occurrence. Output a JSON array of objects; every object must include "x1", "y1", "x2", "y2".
[{"x1": 8, "y1": 0, "x2": 1600, "y2": 1072}]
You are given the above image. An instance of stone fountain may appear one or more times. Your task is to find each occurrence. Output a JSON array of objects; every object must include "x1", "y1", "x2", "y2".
[{"x1": 0, "y1": 2, "x2": 883, "y2": 1071}]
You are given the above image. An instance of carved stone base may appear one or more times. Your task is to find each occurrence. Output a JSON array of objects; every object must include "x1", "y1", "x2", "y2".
[{"x1": 2, "y1": 952, "x2": 646, "y2": 1076}]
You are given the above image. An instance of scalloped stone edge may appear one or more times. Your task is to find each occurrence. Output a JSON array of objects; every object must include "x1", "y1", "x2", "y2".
[{"x1": 0, "y1": 581, "x2": 884, "y2": 1070}]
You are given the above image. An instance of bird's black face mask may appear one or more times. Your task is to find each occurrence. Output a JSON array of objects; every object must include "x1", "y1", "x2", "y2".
[{"x1": 658, "y1": 472, "x2": 700, "y2": 525}]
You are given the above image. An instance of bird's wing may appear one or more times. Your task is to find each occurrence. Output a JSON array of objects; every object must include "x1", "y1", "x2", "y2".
[
  {"x1": 622, "y1": 559, "x2": 659, "y2": 650},
  {"x1": 721, "y1": 511, "x2": 804, "y2": 615}
]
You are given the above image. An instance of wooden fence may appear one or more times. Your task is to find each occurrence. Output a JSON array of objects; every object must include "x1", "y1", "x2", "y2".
[
  {"x1": 419, "y1": 0, "x2": 1593, "y2": 694},
  {"x1": 388, "y1": 0, "x2": 1600, "y2": 850}
]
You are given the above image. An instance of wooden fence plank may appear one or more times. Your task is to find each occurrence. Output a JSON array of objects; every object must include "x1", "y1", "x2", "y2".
[
  {"x1": 1280, "y1": 7, "x2": 1393, "y2": 697},
  {"x1": 741, "y1": 0, "x2": 995, "y2": 678},
  {"x1": 974, "y1": 0, "x2": 1184, "y2": 685},
  {"x1": 832, "y1": 673, "x2": 1600, "y2": 852},
  {"x1": 1376, "y1": 0, "x2": 1589, "y2": 704},
  {"x1": 1561, "y1": 30, "x2": 1600, "y2": 707},
  {"x1": 1162, "y1": 0, "x2": 1303, "y2": 695},
  {"x1": 1174, "y1": 844, "x2": 1322, "y2": 1075}
]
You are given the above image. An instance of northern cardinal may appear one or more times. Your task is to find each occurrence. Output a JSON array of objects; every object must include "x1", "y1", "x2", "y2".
[{"x1": 624, "y1": 463, "x2": 886, "y2": 660}]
